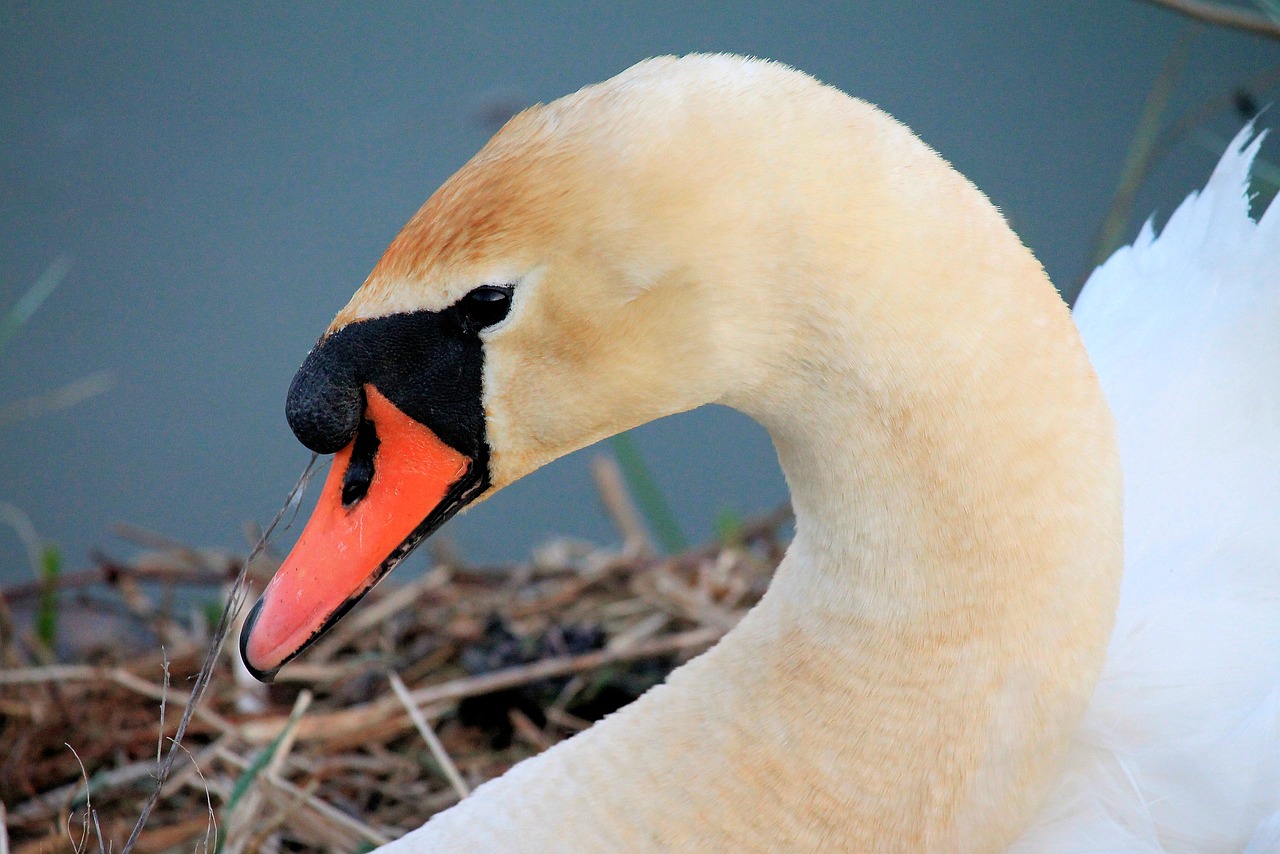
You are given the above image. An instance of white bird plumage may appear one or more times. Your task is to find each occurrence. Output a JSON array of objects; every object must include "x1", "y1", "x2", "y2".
[
  {"x1": 244, "y1": 56, "x2": 1280, "y2": 851},
  {"x1": 1015, "y1": 127, "x2": 1280, "y2": 852}
]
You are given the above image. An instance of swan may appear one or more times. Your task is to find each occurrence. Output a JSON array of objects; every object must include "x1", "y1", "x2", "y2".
[{"x1": 238, "y1": 55, "x2": 1279, "y2": 851}]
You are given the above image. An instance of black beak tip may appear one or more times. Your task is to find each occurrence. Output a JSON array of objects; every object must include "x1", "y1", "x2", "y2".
[{"x1": 238, "y1": 596, "x2": 279, "y2": 684}]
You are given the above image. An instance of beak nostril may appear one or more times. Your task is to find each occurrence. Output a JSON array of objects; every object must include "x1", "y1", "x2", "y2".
[{"x1": 342, "y1": 417, "x2": 380, "y2": 506}]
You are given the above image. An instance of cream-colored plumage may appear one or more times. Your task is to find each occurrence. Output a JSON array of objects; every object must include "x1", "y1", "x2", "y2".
[{"x1": 337, "y1": 55, "x2": 1124, "y2": 852}]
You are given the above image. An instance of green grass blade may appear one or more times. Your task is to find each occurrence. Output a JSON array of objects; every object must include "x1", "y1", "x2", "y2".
[
  {"x1": 216, "y1": 731, "x2": 287, "y2": 852},
  {"x1": 37, "y1": 543, "x2": 61, "y2": 650},
  {"x1": 607, "y1": 432, "x2": 688, "y2": 554},
  {"x1": 714, "y1": 507, "x2": 745, "y2": 547}
]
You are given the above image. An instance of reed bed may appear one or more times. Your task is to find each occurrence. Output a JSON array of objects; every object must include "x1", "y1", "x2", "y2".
[{"x1": 0, "y1": 457, "x2": 788, "y2": 853}]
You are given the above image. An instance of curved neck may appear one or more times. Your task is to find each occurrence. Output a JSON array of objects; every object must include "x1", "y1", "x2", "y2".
[
  {"x1": 388, "y1": 77, "x2": 1124, "y2": 853},
  {"x1": 397, "y1": 224, "x2": 1122, "y2": 851},
  {"x1": 709, "y1": 147, "x2": 1122, "y2": 848}
]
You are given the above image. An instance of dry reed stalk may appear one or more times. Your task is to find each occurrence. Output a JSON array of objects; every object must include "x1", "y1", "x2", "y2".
[
  {"x1": 0, "y1": 666, "x2": 237, "y2": 735},
  {"x1": 222, "y1": 690, "x2": 312, "y2": 853},
  {"x1": 2, "y1": 478, "x2": 788, "y2": 851},
  {"x1": 406, "y1": 626, "x2": 722, "y2": 708},
  {"x1": 591, "y1": 454, "x2": 654, "y2": 556},
  {"x1": 388, "y1": 673, "x2": 470, "y2": 800}
]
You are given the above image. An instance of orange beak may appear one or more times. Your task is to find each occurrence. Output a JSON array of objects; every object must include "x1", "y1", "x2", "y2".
[{"x1": 240, "y1": 384, "x2": 471, "y2": 679}]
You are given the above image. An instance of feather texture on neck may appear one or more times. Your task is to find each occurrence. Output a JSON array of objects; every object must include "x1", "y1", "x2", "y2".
[{"x1": 343, "y1": 55, "x2": 1124, "y2": 853}]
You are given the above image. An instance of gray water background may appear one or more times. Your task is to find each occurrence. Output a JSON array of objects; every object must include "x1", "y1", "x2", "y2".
[{"x1": 2, "y1": 2, "x2": 1275, "y2": 582}]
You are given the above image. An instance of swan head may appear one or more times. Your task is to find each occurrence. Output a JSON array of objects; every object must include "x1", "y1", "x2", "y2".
[
  {"x1": 240, "y1": 53, "x2": 1113, "y2": 707},
  {"x1": 240, "y1": 56, "x2": 783, "y2": 679},
  {"x1": 235, "y1": 54, "x2": 1124, "y2": 851}
]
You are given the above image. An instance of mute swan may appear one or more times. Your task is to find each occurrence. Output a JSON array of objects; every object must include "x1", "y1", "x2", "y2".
[{"x1": 239, "y1": 55, "x2": 1279, "y2": 851}]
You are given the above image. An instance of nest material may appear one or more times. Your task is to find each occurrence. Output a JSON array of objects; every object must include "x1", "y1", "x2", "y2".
[{"x1": 0, "y1": 459, "x2": 787, "y2": 853}]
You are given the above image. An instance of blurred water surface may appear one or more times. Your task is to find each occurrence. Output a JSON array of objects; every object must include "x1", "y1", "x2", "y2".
[{"x1": 1, "y1": 2, "x2": 1274, "y2": 581}]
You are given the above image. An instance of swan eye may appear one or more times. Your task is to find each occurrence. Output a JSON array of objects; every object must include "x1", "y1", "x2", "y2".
[{"x1": 456, "y1": 285, "x2": 513, "y2": 333}]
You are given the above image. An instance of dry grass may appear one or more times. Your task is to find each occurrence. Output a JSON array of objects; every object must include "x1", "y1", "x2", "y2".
[{"x1": 0, "y1": 458, "x2": 788, "y2": 853}]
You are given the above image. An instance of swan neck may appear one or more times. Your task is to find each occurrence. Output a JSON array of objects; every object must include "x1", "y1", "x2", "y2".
[
  {"x1": 711, "y1": 144, "x2": 1125, "y2": 847},
  {"x1": 391, "y1": 64, "x2": 1125, "y2": 850}
]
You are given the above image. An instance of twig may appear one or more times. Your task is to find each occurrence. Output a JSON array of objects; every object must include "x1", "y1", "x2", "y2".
[
  {"x1": 1136, "y1": 0, "x2": 1280, "y2": 40},
  {"x1": 1142, "y1": 64, "x2": 1280, "y2": 178},
  {"x1": 388, "y1": 672, "x2": 470, "y2": 800},
  {"x1": 222, "y1": 691, "x2": 312, "y2": 854},
  {"x1": 1, "y1": 497, "x2": 789, "y2": 849},
  {"x1": 110, "y1": 667, "x2": 232, "y2": 732},
  {"x1": 248, "y1": 778, "x2": 317, "y2": 851},
  {"x1": 606, "y1": 612, "x2": 670, "y2": 652},
  {"x1": 247, "y1": 696, "x2": 312, "y2": 854},
  {"x1": 547, "y1": 707, "x2": 594, "y2": 733},
  {"x1": 0, "y1": 665, "x2": 236, "y2": 734},
  {"x1": 235, "y1": 694, "x2": 409, "y2": 746},
  {"x1": 166, "y1": 738, "x2": 228, "y2": 802},
  {"x1": 156, "y1": 649, "x2": 169, "y2": 768},
  {"x1": 691, "y1": 503, "x2": 791, "y2": 558},
  {"x1": 0, "y1": 504, "x2": 42, "y2": 579},
  {"x1": 0, "y1": 592, "x2": 20, "y2": 668},
  {"x1": 120, "y1": 454, "x2": 319, "y2": 854},
  {"x1": 0, "y1": 558, "x2": 234, "y2": 602},
  {"x1": 591, "y1": 454, "x2": 654, "y2": 556},
  {"x1": 236, "y1": 627, "x2": 723, "y2": 747},
  {"x1": 607, "y1": 433, "x2": 688, "y2": 553},
  {"x1": 508, "y1": 708, "x2": 553, "y2": 751},
  {"x1": 0, "y1": 371, "x2": 114, "y2": 428},
  {"x1": 163, "y1": 738, "x2": 217, "y2": 854},
  {"x1": 408, "y1": 627, "x2": 722, "y2": 708},
  {"x1": 261, "y1": 774, "x2": 391, "y2": 847},
  {"x1": 63, "y1": 744, "x2": 93, "y2": 854},
  {"x1": 269, "y1": 690, "x2": 313, "y2": 777},
  {"x1": 10, "y1": 759, "x2": 158, "y2": 823},
  {"x1": 111, "y1": 524, "x2": 210, "y2": 560}
]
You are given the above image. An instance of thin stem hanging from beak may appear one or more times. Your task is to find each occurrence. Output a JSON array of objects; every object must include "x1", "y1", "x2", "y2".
[{"x1": 120, "y1": 453, "x2": 321, "y2": 854}]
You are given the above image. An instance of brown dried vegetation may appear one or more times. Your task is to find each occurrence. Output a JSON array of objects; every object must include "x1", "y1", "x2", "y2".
[{"x1": 0, "y1": 461, "x2": 787, "y2": 853}]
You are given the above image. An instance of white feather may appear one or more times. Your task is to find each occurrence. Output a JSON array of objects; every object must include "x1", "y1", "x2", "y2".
[{"x1": 1014, "y1": 127, "x2": 1280, "y2": 852}]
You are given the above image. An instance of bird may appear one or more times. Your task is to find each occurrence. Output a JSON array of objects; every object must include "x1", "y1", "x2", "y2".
[{"x1": 238, "y1": 55, "x2": 1279, "y2": 851}]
